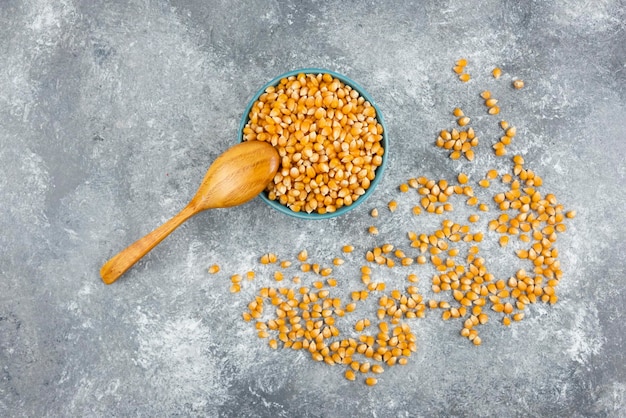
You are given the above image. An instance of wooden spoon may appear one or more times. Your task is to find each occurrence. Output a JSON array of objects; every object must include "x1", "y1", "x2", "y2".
[{"x1": 100, "y1": 141, "x2": 280, "y2": 284}]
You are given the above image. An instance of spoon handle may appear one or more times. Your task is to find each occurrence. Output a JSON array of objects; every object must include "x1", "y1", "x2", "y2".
[{"x1": 100, "y1": 205, "x2": 198, "y2": 284}]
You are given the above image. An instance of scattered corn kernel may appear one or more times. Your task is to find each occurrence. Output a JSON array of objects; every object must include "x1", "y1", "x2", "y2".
[
  {"x1": 506, "y1": 127, "x2": 517, "y2": 137},
  {"x1": 488, "y1": 106, "x2": 500, "y2": 115},
  {"x1": 371, "y1": 364, "x2": 384, "y2": 374},
  {"x1": 485, "y1": 98, "x2": 498, "y2": 108},
  {"x1": 513, "y1": 79, "x2": 525, "y2": 89},
  {"x1": 458, "y1": 116, "x2": 470, "y2": 127},
  {"x1": 492, "y1": 67, "x2": 502, "y2": 78},
  {"x1": 235, "y1": 60, "x2": 575, "y2": 386}
]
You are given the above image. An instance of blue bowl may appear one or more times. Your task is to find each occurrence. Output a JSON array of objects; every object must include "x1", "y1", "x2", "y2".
[{"x1": 239, "y1": 68, "x2": 388, "y2": 219}]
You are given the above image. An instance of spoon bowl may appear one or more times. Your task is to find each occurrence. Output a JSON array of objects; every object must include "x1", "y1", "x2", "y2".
[{"x1": 100, "y1": 140, "x2": 280, "y2": 284}]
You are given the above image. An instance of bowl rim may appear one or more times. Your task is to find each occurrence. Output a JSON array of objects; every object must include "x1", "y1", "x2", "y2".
[{"x1": 239, "y1": 68, "x2": 388, "y2": 220}]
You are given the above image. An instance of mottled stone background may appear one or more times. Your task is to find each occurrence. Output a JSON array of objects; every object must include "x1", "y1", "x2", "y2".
[{"x1": 1, "y1": 0, "x2": 625, "y2": 416}]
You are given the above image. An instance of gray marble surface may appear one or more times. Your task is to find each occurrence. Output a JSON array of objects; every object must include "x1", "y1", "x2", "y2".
[{"x1": 1, "y1": 1, "x2": 625, "y2": 417}]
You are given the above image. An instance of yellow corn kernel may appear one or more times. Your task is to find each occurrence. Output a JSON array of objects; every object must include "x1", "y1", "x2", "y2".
[
  {"x1": 208, "y1": 264, "x2": 220, "y2": 274},
  {"x1": 492, "y1": 67, "x2": 502, "y2": 78},
  {"x1": 355, "y1": 319, "x2": 366, "y2": 332},
  {"x1": 459, "y1": 73, "x2": 471, "y2": 82},
  {"x1": 505, "y1": 127, "x2": 517, "y2": 137},
  {"x1": 365, "y1": 377, "x2": 378, "y2": 386},
  {"x1": 492, "y1": 303, "x2": 504, "y2": 313},
  {"x1": 320, "y1": 267, "x2": 333, "y2": 277},
  {"x1": 342, "y1": 245, "x2": 355, "y2": 253},
  {"x1": 388, "y1": 200, "x2": 398, "y2": 212},
  {"x1": 458, "y1": 116, "x2": 470, "y2": 127},
  {"x1": 485, "y1": 98, "x2": 498, "y2": 108},
  {"x1": 401, "y1": 257, "x2": 414, "y2": 266},
  {"x1": 513, "y1": 79, "x2": 524, "y2": 89},
  {"x1": 371, "y1": 364, "x2": 384, "y2": 374},
  {"x1": 495, "y1": 146, "x2": 507, "y2": 156}
]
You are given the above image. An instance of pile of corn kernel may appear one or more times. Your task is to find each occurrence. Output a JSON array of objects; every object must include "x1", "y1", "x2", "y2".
[
  {"x1": 241, "y1": 72, "x2": 385, "y2": 215},
  {"x1": 209, "y1": 60, "x2": 575, "y2": 386}
]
